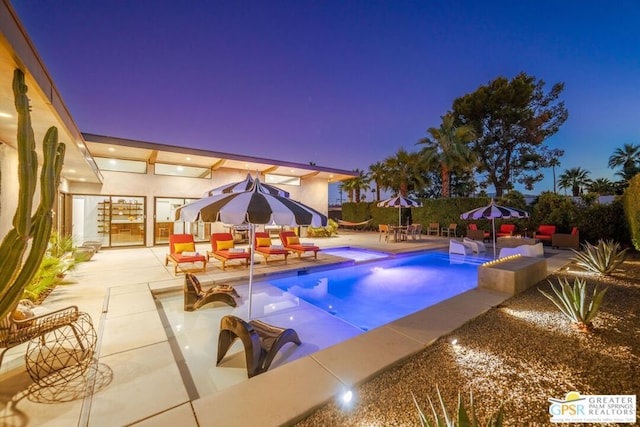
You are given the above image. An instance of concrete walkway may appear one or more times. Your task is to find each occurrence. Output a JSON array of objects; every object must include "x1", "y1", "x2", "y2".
[{"x1": 0, "y1": 231, "x2": 574, "y2": 426}]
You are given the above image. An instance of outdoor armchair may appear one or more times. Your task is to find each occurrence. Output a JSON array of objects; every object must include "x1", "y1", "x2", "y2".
[
  {"x1": 207, "y1": 233, "x2": 250, "y2": 270},
  {"x1": 552, "y1": 227, "x2": 580, "y2": 250},
  {"x1": 254, "y1": 231, "x2": 290, "y2": 264},
  {"x1": 279, "y1": 231, "x2": 320, "y2": 259},
  {"x1": 217, "y1": 315, "x2": 301, "y2": 378},
  {"x1": 463, "y1": 237, "x2": 486, "y2": 253},
  {"x1": 496, "y1": 224, "x2": 516, "y2": 237},
  {"x1": 534, "y1": 225, "x2": 556, "y2": 244},
  {"x1": 165, "y1": 234, "x2": 207, "y2": 275},
  {"x1": 467, "y1": 223, "x2": 490, "y2": 242},
  {"x1": 449, "y1": 239, "x2": 472, "y2": 255}
]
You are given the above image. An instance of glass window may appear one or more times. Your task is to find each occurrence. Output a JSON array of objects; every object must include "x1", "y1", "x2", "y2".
[
  {"x1": 265, "y1": 174, "x2": 300, "y2": 186},
  {"x1": 154, "y1": 197, "x2": 208, "y2": 245},
  {"x1": 154, "y1": 163, "x2": 212, "y2": 178},
  {"x1": 95, "y1": 157, "x2": 147, "y2": 173}
]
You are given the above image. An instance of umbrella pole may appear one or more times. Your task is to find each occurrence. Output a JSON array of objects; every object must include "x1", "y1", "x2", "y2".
[
  {"x1": 248, "y1": 224, "x2": 255, "y2": 319},
  {"x1": 492, "y1": 217, "x2": 497, "y2": 259}
]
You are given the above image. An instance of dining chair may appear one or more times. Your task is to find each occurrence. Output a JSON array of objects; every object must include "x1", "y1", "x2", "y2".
[
  {"x1": 442, "y1": 223, "x2": 457, "y2": 237},
  {"x1": 378, "y1": 224, "x2": 390, "y2": 242},
  {"x1": 427, "y1": 223, "x2": 440, "y2": 236}
]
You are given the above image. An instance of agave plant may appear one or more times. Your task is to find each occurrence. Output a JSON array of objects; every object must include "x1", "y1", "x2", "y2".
[
  {"x1": 571, "y1": 239, "x2": 627, "y2": 276},
  {"x1": 412, "y1": 387, "x2": 504, "y2": 427},
  {"x1": 539, "y1": 277, "x2": 607, "y2": 332}
]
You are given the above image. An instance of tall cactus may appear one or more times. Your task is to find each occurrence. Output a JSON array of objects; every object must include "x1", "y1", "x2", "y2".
[{"x1": 0, "y1": 69, "x2": 65, "y2": 320}]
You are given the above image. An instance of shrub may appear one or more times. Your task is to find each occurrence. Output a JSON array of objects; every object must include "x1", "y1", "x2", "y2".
[
  {"x1": 412, "y1": 387, "x2": 504, "y2": 427},
  {"x1": 538, "y1": 277, "x2": 607, "y2": 333},
  {"x1": 571, "y1": 239, "x2": 627, "y2": 276}
]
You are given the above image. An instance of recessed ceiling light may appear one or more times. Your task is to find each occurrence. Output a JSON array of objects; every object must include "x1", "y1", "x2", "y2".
[
  {"x1": 109, "y1": 159, "x2": 117, "y2": 165},
  {"x1": 68, "y1": 169, "x2": 76, "y2": 173},
  {"x1": 79, "y1": 178, "x2": 86, "y2": 182},
  {"x1": 0, "y1": 112, "x2": 12, "y2": 118},
  {"x1": 108, "y1": 147, "x2": 116, "y2": 152},
  {"x1": 177, "y1": 166, "x2": 184, "y2": 171},
  {"x1": 186, "y1": 156, "x2": 191, "y2": 161}
]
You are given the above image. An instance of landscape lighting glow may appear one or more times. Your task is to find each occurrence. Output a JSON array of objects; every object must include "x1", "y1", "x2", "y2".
[{"x1": 342, "y1": 390, "x2": 353, "y2": 403}]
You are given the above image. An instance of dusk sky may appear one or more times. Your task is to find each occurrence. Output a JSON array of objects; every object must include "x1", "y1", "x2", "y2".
[{"x1": 13, "y1": 1, "x2": 640, "y2": 200}]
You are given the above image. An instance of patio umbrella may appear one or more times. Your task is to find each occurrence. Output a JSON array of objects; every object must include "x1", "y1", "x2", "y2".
[
  {"x1": 377, "y1": 195, "x2": 423, "y2": 226},
  {"x1": 203, "y1": 173, "x2": 290, "y2": 198},
  {"x1": 175, "y1": 176, "x2": 327, "y2": 318},
  {"x1": 460, "y1": 199, "x2": 529, "y2": 258}
]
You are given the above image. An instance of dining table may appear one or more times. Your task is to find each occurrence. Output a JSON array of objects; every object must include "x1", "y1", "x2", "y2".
[{"x1": 389, "y1": 225, "x2": 408, "y2": 242}]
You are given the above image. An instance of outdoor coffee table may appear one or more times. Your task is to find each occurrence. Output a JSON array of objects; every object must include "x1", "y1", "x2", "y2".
[{"x1": 497, "y1": 236, "x2": 540, "y2": 248}]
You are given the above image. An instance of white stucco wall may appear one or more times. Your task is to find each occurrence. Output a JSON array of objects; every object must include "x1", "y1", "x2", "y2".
[{"x1": 66, "y1": 167, "x2": 329, "y2": 246}]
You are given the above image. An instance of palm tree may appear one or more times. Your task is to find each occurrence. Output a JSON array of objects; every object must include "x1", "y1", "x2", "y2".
[
  {"x1": 350, "y1": 169, "x2": 371, "y2": 203},
  {"x1": 588, "y1": 177, "x2": 616, "y2": 196},
  {"x1": 558, "y1": 167, "x2": 592, "y2": 197},
  {"x1": 339, "y1": 180, "x2": 355, "y2": 203},
  {"x1": 383, "y1": 148, "x2": 428, "y2": 196},
  {"x1": 608, "y1": 143, "x2": 640, "y2": 180},
  {"x1": 417, "y1": 113, "x2": 475, "y2": 198},
  {"x1": 368, "y1": 162, "x2": 387, "y2": 201}
]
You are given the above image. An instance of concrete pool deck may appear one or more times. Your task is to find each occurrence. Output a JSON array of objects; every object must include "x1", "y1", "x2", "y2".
[{"x1": 0, "y1": 231, "x2": 574, "y2": 426}]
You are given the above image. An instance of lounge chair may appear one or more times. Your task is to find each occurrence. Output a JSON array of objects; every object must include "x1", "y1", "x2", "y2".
[
  {"x1": 207, "y1": 233, "x2": 250, "y2": 270},
  {"x1": 498, "y1": 243, "x2": 544, "y2": 258},
  {"x1": 279, "y1": 231, "x2": 320, "y2": 259},
  {"x1": 463, "y1": 237, "x2": 486, "y2": 253},
  {"x1": 496, "y1": 224, "x2": 516, "y2": 237},
  {"x1": 217, "y1": 315, "x2": 301, "y2": 378},
  {"x1": 534, "y1": 225, "x2": 556, "y2": 244},
  {"x1": 449, "y1": 239, "x2": 472, "y2": 255},
  {"x1": 165, "y1": 234, "x2": 207, "y2": 275},
  {"x1": 253, "y1": 232, "x2": 290, "y2": 264},
  {"x1": 184, "y1": 273, "x2": 238, "y2": 311},
  {"x1": 552, "y1": 227, "x2": 580, "y2": 250}
]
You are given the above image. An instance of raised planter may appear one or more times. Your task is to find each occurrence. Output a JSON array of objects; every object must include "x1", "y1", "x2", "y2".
[{"x1": 478, "y1": 255, "x2": 548, "y2": 295}]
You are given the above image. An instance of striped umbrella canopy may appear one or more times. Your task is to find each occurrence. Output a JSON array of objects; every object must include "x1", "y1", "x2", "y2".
[
  {"x1": 203, "y1": 173, "x2": 290, "y2": 198},
  {"x1": 460, "y1": 199, "x2": 529, "y2": 258},
  {"x1": 175, "y1": 176, "x2": 327, "y2": 318},
  {"x1": 377, "y1": 195, "x2": 423, "y2": 226}
]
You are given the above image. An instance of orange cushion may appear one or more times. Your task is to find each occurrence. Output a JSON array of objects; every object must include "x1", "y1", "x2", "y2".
[
  {"x1": 538, "y1": 225, "x2": 556, "y2": 236},
  {"x1": 256, "y1": 237, "x2": 272, "y2": 247},
  {"x1": 287, "y1": 236, "x2": 300, "y2": 245},
  {"x1": 216, "y1": 240, "x2": 234, "y2": 251},
  {"x1": 174, "y1": 242, "x2": 195, "y2": 253}
]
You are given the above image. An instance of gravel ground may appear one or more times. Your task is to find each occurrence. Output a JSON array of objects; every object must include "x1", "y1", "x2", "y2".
[{"x1": 295, "y1": 254, "x2": 640, "y2": 426}]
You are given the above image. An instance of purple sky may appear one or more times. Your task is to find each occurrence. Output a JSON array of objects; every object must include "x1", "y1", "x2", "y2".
[{"x1": 13, "y1": 1, "x2": 640, "y2": 200}]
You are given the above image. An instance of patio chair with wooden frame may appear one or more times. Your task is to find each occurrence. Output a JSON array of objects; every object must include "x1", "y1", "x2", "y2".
[
  {"x1": 207, "y1": 233, "x2": 250, "y2": 270},
  {"x1": 165, "y1": 234, "x2": 208, "y2": 275},
  {"x1": 279, "y1": 231, "x2": 320, "y2": 259},
  {"x1": 427, "y1": 223, "x2": 440, "y2": 236},
  {"x1": 216, "y1": 314, "x2": 301, "y2": 378},
  {"x1": 253, "y1": 232, "x2": 290, "y2": 264},
  {"x1": 442, "y1": 223, "x2": 458, "y2": 238}
]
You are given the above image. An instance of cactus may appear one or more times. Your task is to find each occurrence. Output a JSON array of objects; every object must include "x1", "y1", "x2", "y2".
[{"x1": 0, "y1": 69, "x2": 65, "y2": 320}]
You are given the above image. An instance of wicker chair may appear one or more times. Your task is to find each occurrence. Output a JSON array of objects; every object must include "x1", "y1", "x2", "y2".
[
  {"x1": 217, "y1": 315, "x2": 301, "y2": 378},
  {"x1": 1, "y1": 303, "x2": 96, "y2": 384}
]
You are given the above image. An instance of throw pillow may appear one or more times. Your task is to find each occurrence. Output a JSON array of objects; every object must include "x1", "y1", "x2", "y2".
[
  {"x1": 287, "y1": 236, "x2": 300, "y2": 245},
  {"x1": 174, "y1": 242, "x2": 195, "y2": 253},
  {"x1": 216, "y1": 240, "x2": 234, "y2": 251},
  {"x1": 256, "y1": 237, "x2": 272, "y2": 247}
]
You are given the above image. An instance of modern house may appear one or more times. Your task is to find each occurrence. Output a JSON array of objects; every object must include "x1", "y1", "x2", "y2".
[{"x1": 0, "y1": 1, "x2": 356, "y2": 249}]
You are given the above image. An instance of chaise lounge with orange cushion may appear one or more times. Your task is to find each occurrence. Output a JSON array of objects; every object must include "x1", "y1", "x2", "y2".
[
  {"x1": 496, "y1": 223, "x2": 516, "y2": 237},
  {"x1": 279, "y1": 231, "x2": 320, "y2": 259},
  {"x1": 207, "y1": 233, "x2": 250, "y2": 270},
  {"x1": 534, "y1": 224, "x2": 556, "y2": 244},
  {"x1": 165, "y1": 234, "x2": 207, "y2": 275},
  {"x1": 254, "y1": 232, "x2": 290, "y2": 264}
]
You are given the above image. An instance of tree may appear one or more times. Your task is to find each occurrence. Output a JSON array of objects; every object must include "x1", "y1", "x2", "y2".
[
  {"x1": 368, "y1": 162, "x2": 387, "y2": 201},
  {"x1": 588, "y1": 177, "x2": 616, "y2": 196},
  {"x1": 558, "y1": 167, "x2": 591, "y2": 197},
  {"x1": 382, "y1": 148, "x2": 429, "y2": 196},
  {"x1": 608, "y1": 143, "x2": 640, "y2": 181},
  {"x1": 417, "y1": 113, "x2": 476, "y2": 198},
  {"x1": 341, "y1": 169, "x2": 370, "y2": 203},
  {"x1": 541, "y1": 148, "x2": 565, "y2": 193},
  {"x1": 452, "y1": 72, "x2": 568, "y2": 197}
]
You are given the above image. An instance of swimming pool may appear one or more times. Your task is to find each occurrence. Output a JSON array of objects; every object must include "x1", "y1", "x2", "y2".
[
  {"x1": 321, "y1": 246, "x2": 390, "y2": 261},
  {"x1": 262, "y1": 251, "x2": 489, "y2": 331}
]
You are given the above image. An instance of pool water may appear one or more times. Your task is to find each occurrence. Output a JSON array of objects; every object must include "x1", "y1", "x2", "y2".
[
  {"x1": 262, "y1": 251, "x2": 489, "y2": 331},
  {"x1": 321, "y1": 246, "x2": 390, "y2": 261}
]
